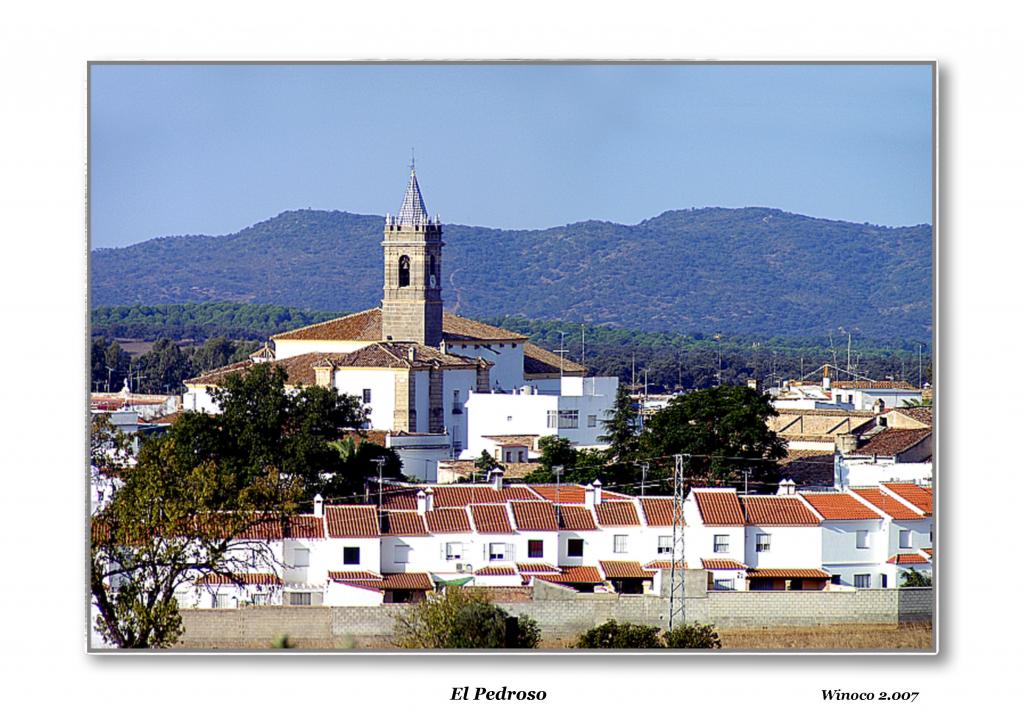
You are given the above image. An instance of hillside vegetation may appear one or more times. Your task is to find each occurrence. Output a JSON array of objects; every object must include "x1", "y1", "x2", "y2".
[{"x1": 91, "y1": 207, "x2": 932, "y2": 341}]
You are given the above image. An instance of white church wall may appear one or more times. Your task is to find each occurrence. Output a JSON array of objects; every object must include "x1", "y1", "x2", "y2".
[
  {"x1": 273, "y1": 339, "x2": 374, "y2": 360},
  {"x1": 445, "y1": 341, "x2": 525, "y2": 391},
  {"x1": 333, "y1": 369, "x2": 398, "y2": 431},
  {"x1": 413, "y1": 370, "x2": 430, "y2": 433}
]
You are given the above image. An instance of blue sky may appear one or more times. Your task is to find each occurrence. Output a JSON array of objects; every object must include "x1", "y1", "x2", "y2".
[{"x1": 89, "y1": 63, "x2": 933, "y2": 249}]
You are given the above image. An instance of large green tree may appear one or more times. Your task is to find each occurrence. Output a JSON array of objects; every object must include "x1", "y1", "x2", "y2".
[{"x1": 639, "y1": 385, "x2": 786, "y2": 487}]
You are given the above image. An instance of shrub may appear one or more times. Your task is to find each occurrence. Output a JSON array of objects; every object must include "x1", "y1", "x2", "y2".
[
  {"x1": 391, "y1": 588, "x2": 541, "y2": 649},
  {"x1": 663, "y1": 623, "x2": 722, "y2": 649},
  {"x1": 574, "y1": 620, "x2": 664, "y2": 649},
  {"x1": 900, "y1": 568, "x2": 933, "y2": 587}
]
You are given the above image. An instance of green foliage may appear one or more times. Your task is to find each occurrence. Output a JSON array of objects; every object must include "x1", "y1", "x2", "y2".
[
  {"x1": 473, "y1": 450, "x2": 500, "y2": 481},
  {"x1": 574, "y1": 620, "x2": 664, "y2": 649},
  {"x1": 271, "y1": 634, "x2": 297, "y2": 649},
  {"x1": 391, "y1": 588, "x2": 540, "y2": 649},
  {"x1": 524, "y1": 436, "x2": 606, "y2": 484},
  {"x1": 91, "y1": 207, "x2": 933, "y2": 341},
  {"x1": 663, "y1": 622, "x2": 722, "y2": 649},
  {"x1": 900, "y1": 568, "x2": 933, "y2": 587},
  {"x1": 640, "y1": 385, "x2": 786, "y2": 486},
  {"x1": 599, "y1": 384, "x2": 639, "y2": 462}
]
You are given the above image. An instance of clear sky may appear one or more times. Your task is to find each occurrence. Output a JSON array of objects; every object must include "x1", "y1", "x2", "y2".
[{"x1": 89, "y1": 63, "x2": 933, "y2": 248}]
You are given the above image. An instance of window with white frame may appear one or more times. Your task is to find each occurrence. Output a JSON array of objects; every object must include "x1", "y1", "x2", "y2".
[
  {"x1": 212, "y1": 594, "x2": 233, "y2": 609},
  {"x1": 854, "y1": 574, "x2": 871, "y2": 589},
  {"x1": 613, "y1": 534, "x2": 628, "y2": 553},
  {"x1": 488, "y1": 543, "x2": 513, "y2": 561},
  {"x1": 713, "y1": 579, "x2": 735, "y2": 591},
  {"x1": 587, "y1": 414, "x2": 597, "y2": 428},
  {"x1": 546, "y1": 410, "x2": 557, "y2": 428},
  {"x1": 557, "y1": 410, "x2": 579, "y2": 429},
  {"x1": 713, "y1": 534, "x2": 729, "y2": 553},
  {"x1": 289, "y1": 592, "x2": 312, "y2": 606},
  {"x1": 527, "y1": 540, "x2": 544, "y2": 559},
  {"x1": 362, "y1": 388, "x2": 372, "y2": 404},
  {"x1": 252, "y1": 593, "x2": 269, "y2": 606},
  {"x1": 856, "y1": 530, "x2": 870, "y2": 549},
  {"x1": 657, "y1": 535, "x2": 672, "y2": 554},
  {"x1": 445, "y1": 542, "x2": 463, "y2": 561},
  {"x1": 756, "y1": 533, "x2": 771, "y2": 552},
  {"x1": 292, "y1": 547, "x2": 310, "y2": 567},
  {"x1": 899, "y1": 530, "x2": 912, "y2": 549},
  {"x1": 394, "y1": 544, "x2": 411, "y2": 564}
]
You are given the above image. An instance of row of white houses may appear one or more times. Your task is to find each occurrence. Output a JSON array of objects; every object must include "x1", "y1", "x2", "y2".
[{"x1": 163, "y1": 479, "x2": 932, "y2": 609}]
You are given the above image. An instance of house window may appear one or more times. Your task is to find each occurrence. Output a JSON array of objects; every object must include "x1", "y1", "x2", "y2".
[
  {"x1": 856, "y1": 530, "x2": 870, "y2": 549},
  {"x1": 713, "y1": 534, "x2": 729, "y2": 553},
  {"x1": 657, "y1": 535, "x2": 672, "y2": 554},
  {"x1": 613, "y1": 535, "x2": 628, "y2": 553},
  {"x1": 881, "y1": 574, "x2": 888, "y2": 589},
  {"x1": 293, "y1": 547, "x2": 310, "y2": 567},
  {"x1": 899, "y1": 530, "x2": 912, "y2": 549},
  {"x1": 546, "y1": 410, "x2": 557, "y2": 428},
  {"x1": 343, "y1": 547, "x2": 360, "y2": 565},
  {"x1": 398, "y1": 255, "x2": 411, "y2": 287},
  {"x1": 831, "y1": 574, "x2": 842, "y2": 585},
  {"x1": 557, "y1": 410, "x2": 579, "y2": 429},
  {"x1": 713, "y1": 579, "x2": 735, "y2": 591},
  {"x1": 567, "y1": 539, "x2": 584, "y2": 558},
  {"x1": 252, "y1": 594, "x2": 269, "y2": 606},
  {"x1": 756, "y1": 533, "x2": 771, "y2": 552},
  {"x1": 854, "y1": 574, "x2": 871, "y2": 589},
  {"x1": 587, "y1": 414, "x2": 597, "y2": 428},
  {"x1": 445, "y1": 542, "x2": 463, "y2": 561},
  {"x1": 362, "y1": 388, "x2": 372, "y2": 404},
  {"x1": 394, "y1": 544, "x2": 411, "y2": 564},
  {"x1": 528, "y1": 540, "x2": 544, "y2": 558},
  {"x1": 289, "y1": 592, "x2": 312, "y2": 606},
  {"x1": 488, "y1": 543, "x2": 512, "y2": 561},
  {"x1": 212, "y1": 594, "x2": 233, "y2": 609}
]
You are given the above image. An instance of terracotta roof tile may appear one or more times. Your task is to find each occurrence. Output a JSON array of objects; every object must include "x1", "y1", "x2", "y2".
[
  {"x1": 852, "y1": 428, "x2": 931, "y2": 457},
  {"x1": 516, "y1": 562, "x2": 560, "y2": 574},
  {"x1": 271, "y1": 307, "x2": 526, "y2": 344},
  {"x1": 639, "y1": 497, "x2": 678, "y2": 527},
  {"x1": 888, "y1": 554, "x2": 930, "y2": 565},
  {"x1": 469, "y1": 504, "x2": 514, "y2": 534},
  {"x1": 535, "y1": 566, "x2": 605, "y2": 585},
  {"x1": 328, "y1": 570, "x2": 383, "y2": 581},
  {"x1": 701, "y1": 559, "x2": 747, "y2": 570},
  {"x1": 475, "y1": 566, "x2": 517, "y2": 576},
  {"x1": 424, "y1": 508, "x2": 473, "y2": 533},
  {"x1": 746, "y1": 568, "x2": 831, "y2": 579},
  {"x1": 800, "y1": 492, "x2": 882, "y2": 521},
  {"x1": 285, "y1": 515, "x2": 325, "y2": 539},
  {"x1": 832, "y1": 380, "x2": 919, "y2": 390},
  {"x1": 441, "y1": 313, "x2": 526, "y2": 342},
  {"x1": 692, "y1": 490, "x2": 745, "y2": 526},
  {"x1": 509, "y1": 501, "x2": 558, "y2": 531},
  {"x1": 526, "y1": 483, "x2": 627, "y2": 504},
  {"x1": 523, "y1": 342, "x2": 586, "y2": 375},
  {"x1": 852, "y1": 488, "x2": 926, "y2": 520},
  {"x1": 881, "y1": 483, "x2": 933, "y2": 516},
  {"x1": 741, "y1": 495, "x2": 821, "y2": 526},
  {"x1": 381, "y1": 510, "x2": 428, "y2": 536},
  {"x1": 196, "y1": 573, "x2": 281, "y2": 586},
  {"x1": 599, "y1": 560, "x2": 652, "y2": 579},
  {"x1": 557, "y1": 505, "x2": 597, "y2": 531},
  {"x1": 645, "y1": 560, "x2": 687, "y2": 570},
  {"x1": 891, "y1": 406, "x2": 933, "y2": 426},
  {"x1": 325, "y1": 505, "x2": 379, "y2": 538},
  {"x1": 594, "y1": 501, "x2": 642, "y2": 527},
  {"x1": 381, "y1": 572, "x2": 435, "y2": 590},
  {"x1": 432, "y1": 485, "x2": 540, "y2": 508}
]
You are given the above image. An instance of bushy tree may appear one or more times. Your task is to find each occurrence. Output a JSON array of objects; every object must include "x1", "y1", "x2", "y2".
[
  {"x1": 524, "y1": 436, "x2": 605, "y2": 484},
  {"x1": 600, "y1": 384, "x2": 639, "y2": 462},
  {"x1": 900, "y1": 568, "x2": 933, "y2": 587},
  {"x1": 574, "y1": 620, "x2": 664, "y2": 649},
  {"x1": 663, "y1": 622, "x2": 722, "y2": 649},
  {"x1": 473, "y1": 450, "x2": 500, "y2": 481},
  {"x1": 391, "y1": 589, "x2": 540, "y2": 649}
]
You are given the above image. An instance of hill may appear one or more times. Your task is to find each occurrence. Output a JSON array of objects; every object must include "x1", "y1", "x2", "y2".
[{"x1": 90, "y1": 208, "x2": 933, "y2": 340}]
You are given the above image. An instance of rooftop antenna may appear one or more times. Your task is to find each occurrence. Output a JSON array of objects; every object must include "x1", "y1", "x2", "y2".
[
  {"x1": 555, "y1": 331, "x2": 568, "y2": 379},
  {"x1": 581, "y1": 325, "x2": 586, "y2": 367},
  {"x1": 410, "y1": 147, "x2": 415, "y2": 173}
]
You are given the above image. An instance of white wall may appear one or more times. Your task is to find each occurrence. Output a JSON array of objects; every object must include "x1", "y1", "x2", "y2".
[
  {"x1": 442, "y1": 368, "x2": 476, "y2": 452},
  {"x1": 413, "y1": 369, "x2": 429, "y2": 433},
  {"x1": 274, "y1": 339, "x2": 374, "y2": 360},
  {"x1": 837, "y1": 459, "x2": 933, "y2": 488},
  {"x1": 831, "y1": 387, "x2": 923, "y2": 410},
  {"x1": 744, "y1": 526, "x2": 822, "y2": 569},
  {"x1": 333, "y1": 369, "x2": 397, "y2": 431},
  {"x1": 323, "y1": 580, "x2": 385, "y2": 606},
  {"x1": 445, "y1": 341, "x2": 524, "y2": 391},
  {"x1": 464, "y1": 391, "x2": 559, "y2": 456},
  {"x1": 184, "y1": 385, "x2": 219, "y2": 414},
  {"x1": 887, "y1": 518, "x2": 933, "y2": 555}
]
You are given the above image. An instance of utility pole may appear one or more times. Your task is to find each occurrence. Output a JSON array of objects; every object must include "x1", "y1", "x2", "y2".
[
  {"x1": 743, "y1": 468, "x2": 751, "y2": 496},
  {"x1": 668, "y1": 454, "x2": 686, "y2": 630},
  {"x1": 918, "y1": 344, "x2": 923, "y2": 388},
  {"x1": 552, "y1": 465, "x2": 564, "y2": 511},
  {"x1": 556, "y1": 331, "x2": 568, "y2": 379},
  {"x1": 640, "y1": 462, "x2": 649, "y2": 496},
  {"x1": 581, "y1": 325, "x2": 586, "y2": 367},
  {"x1": 372, "y1": 456, "x2": 387, "y2": 530}
]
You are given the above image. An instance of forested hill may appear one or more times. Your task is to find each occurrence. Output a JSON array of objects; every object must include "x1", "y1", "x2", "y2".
[{"x1": 90, "y1": 208, "x2": 932, "y2": 340}]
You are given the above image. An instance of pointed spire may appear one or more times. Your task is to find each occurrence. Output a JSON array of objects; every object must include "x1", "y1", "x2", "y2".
[{"x1": 397, "y1": 161, "x2": 429, "y2": 226}]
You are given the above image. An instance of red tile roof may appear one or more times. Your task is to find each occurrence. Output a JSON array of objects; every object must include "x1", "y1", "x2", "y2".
[
  {"x1": 832, "y1": 380, "x2": 918, "y2": 390},
  {"x1": 469, "y1": 504, "x2": 514, "y2": 534},
  {"x1": 741, "y1": 496, "x2": 821, "y2": 526},
  {"x1": 381, "y1": 572, "x2": 435, "y2": 590},
  {"x1": 523, "y1": 342, "x2": 586, "y2": 376},
  {"x1": 325, "y1": 505, "x2": 380, "y2": 538},
  {"x1": 556, "y1": 505, "x2": 597, "y2": 531},
  {"x1": 888, "y1": 554, "x2": 930, "y2": 565},
  {"x1": 645, "y1": 560, "x2": 687, "y2": 570},
  {"x1": 516, "y1": 562, "x2": 560, "y2": 574},
  {"x1": 328, "y1": 570, "x2": 383, "y2": 581},
  {"x1": 746, "y1": 568, "x2": 831, "y2": 579},
  {"x1": 535, "y1": 566, "x2": 605, "y2": 585},
  {"x1": 692, "y1": 490, "x2": 745, "y2": 526},
  {"x1": 285, "y1": 515, "x2": 325, "y2": 539},
  {"x1": 271, "y1": 307, "x2": 526, "y2": 343},
  {"x1": 475, "y1": 566, "x2": 517, "y2": 576},
  {"x1": 852, "y1": 428, "x2": 931, "y2": 457},
  {"x1": 701, "y1": 559, "x2": 747, "y2": 570},
  {"x1": 509, "y1": 501, "x2": 558, "y2": 531},
  {"x1": 800, "y1": 493, "x2": 882, "y2": 521},
  {"x1": 526, "y1": 483, "x2": 627, "y2": 504},
  {"x1": 196, "y1": 572, "x2": 281, "y2": 586},
  {"x1": 882, "y1": 483, "x2": 933, "y2": 516},
  {"x1": 381, "y1": 510, "x2": 428, "y2": 536},
  {"x1": 432, "y1": 485, "x2": 540, "y2": 507},
  {"x1": 891, "y1": 406, "x2": 933, "y2": 426},
  {"x1": 852, "y1": 488, "x2": 926, "y2": 520},
  {"x1": 424, "y1": 508, "x2": 473, "y2": 533},
  {"x1": 639, "y1": 497, "x2": 678, "y2": 527},
  {"x1": 599, "y1": 561, "x2": 652, "y2": 579},
  {"x1": 594, "y1": 501, "x2": 642, "y2": 527}
]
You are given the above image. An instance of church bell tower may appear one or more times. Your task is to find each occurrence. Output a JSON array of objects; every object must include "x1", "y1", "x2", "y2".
[{"x1": 382, "y1": 162, "x2": 444, "y2": 346}]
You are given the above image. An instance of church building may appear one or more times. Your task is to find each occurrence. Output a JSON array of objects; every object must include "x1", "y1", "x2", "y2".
[{"x1": 184, "y1": 165, "x2": 617, "y2": 481}]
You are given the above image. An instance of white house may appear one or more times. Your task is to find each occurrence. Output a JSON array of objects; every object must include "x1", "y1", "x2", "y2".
[
  {"x1": 740, "y1": 489, "x2": 828, "y2": 591},
  {"x1": 850, "y1": 483, "x2": 933, "y2": 587},
  {"x1": 799, "y1": 491, "x2": 891, "y2": 588},
  {"x1": 830, "y1": 380, "x2": 924, "y2": 411}
]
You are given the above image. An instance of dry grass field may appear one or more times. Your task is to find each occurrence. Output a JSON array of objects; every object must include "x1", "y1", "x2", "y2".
[{"x1": 718, "y1": 622, "x2": 933, "y2": 651}]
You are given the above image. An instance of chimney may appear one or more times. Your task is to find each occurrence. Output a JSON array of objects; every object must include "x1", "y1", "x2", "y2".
[
  {"x1": 584, "y1": 483, "x2": 596, "y2": 507},
  {"x1": 836, "y1": 433, "x2": 859, "y2": 454},
  {"x1": 775, "y1": 479, "x2": 796, "y2": 496},
  {"x1": 416, "y1": 490, "x2": 427, "y2": 515},
  {"x1": 822, "y1": 364, "x2": 831, "y2": 391},
  {"x1": 491, "y1": 468, "x2": 504, "y2": 491},
  {"x1": 408, "y1": 346, "x2": 417, "y2": 362},
  {"x1": 313, "y1": 493, "x2": 324, "y2": 518},
  {"x1": 592, "y1": 479, "x2": 603, "y2": 505},
  {"x1": 424, "y1": 487, "x2": 434, "y2": 512},
  {"x1": 439, "y1": 340, "x2": 448, "y2": 355}
]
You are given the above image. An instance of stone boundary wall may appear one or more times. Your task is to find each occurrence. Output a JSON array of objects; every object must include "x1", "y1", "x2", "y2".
[{"x1": 176, "y1": 586, "x2": 933, "y2": 649}]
